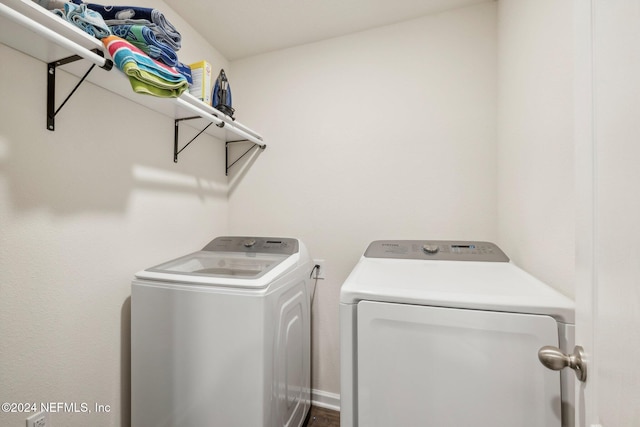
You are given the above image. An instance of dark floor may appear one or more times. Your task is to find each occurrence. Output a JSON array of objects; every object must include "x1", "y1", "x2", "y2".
[{"x1": 304, "y1": 406, "x2": 340, "y2": 427}]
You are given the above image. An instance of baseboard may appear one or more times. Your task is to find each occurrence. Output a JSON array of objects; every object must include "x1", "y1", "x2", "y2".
[{"x1": 311, "y1": 389, "x2": 340, "y2": 412}]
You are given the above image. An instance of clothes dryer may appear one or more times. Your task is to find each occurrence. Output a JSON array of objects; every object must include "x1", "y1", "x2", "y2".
[
  {"x1": 132, "y1": 236, "x2": 313, "y2": 427},
  {"x1": 340, "y1": 240, "x2": 575, "y2": 427}
]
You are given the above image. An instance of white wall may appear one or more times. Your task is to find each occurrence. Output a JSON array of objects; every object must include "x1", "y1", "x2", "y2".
[
  {"x1": 585, "y1": 1, "x2": 640, "y2": 424},
  {"x1": 0, "y1": 2, "x2": 229, "y2": 425},
  {"x1": 229, "y1": 2, "x2": 498, "y2": 397},
  {"x1": 497, "y1": 0, "x2": 575, "y2": 297}
]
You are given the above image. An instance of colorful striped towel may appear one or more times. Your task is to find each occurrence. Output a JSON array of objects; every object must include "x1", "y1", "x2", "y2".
[
  {"x1": 52, "y1": 2, "x2": 110, "y2": 39},
  {"x1": 72, "y1": 1, "x2": 181, "y2": 50},
  {"x1": 109, "y1": 24, "x2": 177, "y2": 67},
  {"x1": 102, "y1": 36, "x2": 188, "y2": 98}
]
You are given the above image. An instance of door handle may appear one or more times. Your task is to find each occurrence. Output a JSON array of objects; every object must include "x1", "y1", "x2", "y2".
[{"x1": 538, "y1": 345, "x2": 587, "y2": 382}]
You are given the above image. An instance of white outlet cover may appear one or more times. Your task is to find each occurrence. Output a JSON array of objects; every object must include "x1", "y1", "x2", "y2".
[
  {"x1": 26, "y1": 411, "x2": 50, "y2": 427},
  {"x1": 313, "y1": 259, "x2": 326, "y2": 279}
]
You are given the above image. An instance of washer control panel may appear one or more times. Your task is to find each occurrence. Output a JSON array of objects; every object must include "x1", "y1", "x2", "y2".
[
  {"x1": 364, "y1": 240, "x2": 509, "y2": 262},
  {"x1": 202, "y1": 236, "x2": 298, "y2": 255}
]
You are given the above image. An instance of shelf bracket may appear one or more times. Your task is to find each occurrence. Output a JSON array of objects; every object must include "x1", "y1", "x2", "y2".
[
  {"x1": 47, "y1": 49, "x2": 112, "y2": 131},
  {"x1": 174, "y1": 116, "x2": 218, "y2": 163},
  {"x1": 226, "y1": 139, "x2": 266, "y2": 176},
  {"x1": 174, "y1": 118, "x2": 266, "y2": 174}
]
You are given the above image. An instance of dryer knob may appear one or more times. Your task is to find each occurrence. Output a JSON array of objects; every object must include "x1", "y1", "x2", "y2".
[
  {"x1": 243, "y1": 239, "x2": 257, "y2": 247},
  {"x1": 422, "y1": 244, "x2": 439, "y2": 254}
]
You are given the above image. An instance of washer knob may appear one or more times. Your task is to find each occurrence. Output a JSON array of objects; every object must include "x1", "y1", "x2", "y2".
[
  {"x1": 243, "y1": 239, "x2": 256, "y2": 248},
  {"x1": 422, "y1": 244, "x2": 439, "y2": 254}
]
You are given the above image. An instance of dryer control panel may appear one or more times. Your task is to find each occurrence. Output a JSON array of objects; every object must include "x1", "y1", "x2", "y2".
[
  {"x1": 202, "y1": 236, "x2": 299, "y2": 255},
  {"x1": 364, "y1": 240, "x2": 509, "y2": 262}
]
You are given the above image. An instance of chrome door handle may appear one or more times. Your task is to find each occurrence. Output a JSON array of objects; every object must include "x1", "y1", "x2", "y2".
[{"x1": 538, "y1": 345, "x2": 587, "y2": 382}]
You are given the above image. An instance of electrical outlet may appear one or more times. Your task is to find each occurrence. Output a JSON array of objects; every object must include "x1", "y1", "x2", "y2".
[
  {"x1": 313, "y1": 259, "x2": 326, "y2": 280},
  {"x1": 26, "y1": 411, "x2": 49, "y2": 427}
]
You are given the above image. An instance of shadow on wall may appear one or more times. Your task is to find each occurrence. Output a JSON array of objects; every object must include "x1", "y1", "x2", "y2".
[
  {"x1": 227, "y1": 140, "x2": 265, "y2": 196},
  {"x1": 0, "y1": 68, "x2": 228, "y2": 215}
]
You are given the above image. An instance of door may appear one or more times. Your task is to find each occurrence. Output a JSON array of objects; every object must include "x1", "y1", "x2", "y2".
[
  {"x1": 357, "y1": 301, "x2": 562, "y2": 427},
  {"x1": 574, "y1": 1, "x2": 640, "y2": 426}
]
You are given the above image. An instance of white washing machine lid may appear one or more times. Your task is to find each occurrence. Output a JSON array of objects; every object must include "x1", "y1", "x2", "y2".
[
  {"x1": 340, "y1": 240, "x2": 575, "y2": 323},
  {"x1": 135, "y1": 236, "x2": 300, "y2": 289}
]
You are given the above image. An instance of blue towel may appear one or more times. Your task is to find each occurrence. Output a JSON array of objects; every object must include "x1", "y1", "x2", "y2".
[
  {"x1": 101, "y1": 19, "x2": 179, "y2": 51},
  {"x1": 52, "y1": 2, "x2": 110, "y2": 39},
  {"x1": 71, "y1": 1, "x2": 181, "y2": 50},
  {"x1": 109, "y1": 24, "x2": 178, "y2": 67},
  {"x1": 175, "y1": 62, "x2": 192, "y2": 85}
]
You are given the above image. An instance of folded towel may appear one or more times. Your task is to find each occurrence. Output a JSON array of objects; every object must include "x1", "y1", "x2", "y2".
[
  {"x1": 109, "y1": 24, "x2": 178, "y2": 67},
  {"x1": 102, "y1": 35, "x2": 188, "y2": 98},
  {"x1": 101, "y1": 19, "x2": 178, "y2": 51},
  {"x1": 52, "y1": 2, "x2": 110, "y2": 39},
  {"x1": 71, "y1": 1, "x2": 181, "y2": 50},
  {"x1": 175, "y1": 62, "x2": 193, "y2": 85}
]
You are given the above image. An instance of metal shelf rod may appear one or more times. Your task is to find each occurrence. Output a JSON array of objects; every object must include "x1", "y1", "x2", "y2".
[
  {"x1": 0, "y1": 2, "x2": 110, "y2": 69},
  {"x1": 174, "y1": 98, "x2": 265, "y2": 148}
]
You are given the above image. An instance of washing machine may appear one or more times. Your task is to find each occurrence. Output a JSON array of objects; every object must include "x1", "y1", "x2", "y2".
[
  {"x1": 340, "y1": 240, "x2": 575, "y2": 427},
  {"x1": 131, "y1": 236, "x2": 314, "y2": 427}
]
